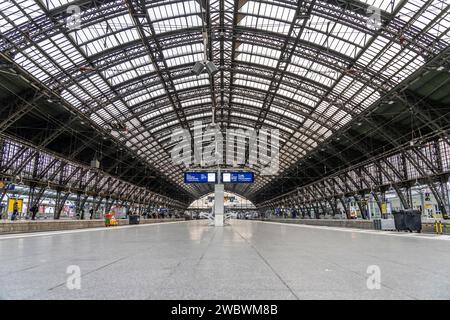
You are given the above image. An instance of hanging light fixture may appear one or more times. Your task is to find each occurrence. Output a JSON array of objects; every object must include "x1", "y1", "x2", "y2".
[
  {"x1": 191, "y1": 1, "x2": 218, "y2": 77},
  {"x1": 205, "y1": 60, "x2": 218, "y2": 76},
  {"x1": 191, "y1": 61, "x2": 205, "y2": 76}
]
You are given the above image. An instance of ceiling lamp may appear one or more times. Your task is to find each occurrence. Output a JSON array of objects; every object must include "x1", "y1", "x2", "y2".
[
  {"x1": 191, "y1": 60, "x2": 218, "y2": 76},
  {"x1": 191, "y1": 61, "x2": 205, "y2": 76},
  {"x1": 205, "y1": 61, "x2": 219, "y2": 76},
  {"x1": 191, "y1": 17, "x2": 218, "y2": 77}
]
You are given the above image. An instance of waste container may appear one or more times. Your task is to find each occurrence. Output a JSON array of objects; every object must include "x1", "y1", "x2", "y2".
[
  {"x1": 393, "y1": 210, "x2": 421, "y2": 232},
  {"x1": 129, "y1": 215, "x2": 140, "y2": 225},
  {"x1": 404, "y1": 209, "x2": 421, "y2": 232},
  {"x1": 373, "y1": 219, "x2": 381, "y2": 230},
  {"x1": 392, "y1": 210, "x2": 407, "y2": 231}
]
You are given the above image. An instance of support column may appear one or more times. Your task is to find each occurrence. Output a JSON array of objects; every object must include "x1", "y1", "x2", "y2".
[{"x1": 214, "y1": 183, "x2": 224, "y2": 227}]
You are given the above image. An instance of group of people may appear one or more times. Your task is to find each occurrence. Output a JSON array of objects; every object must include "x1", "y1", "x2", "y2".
[
  {"x1": 275, "y1": 209, "x2": 299, "y2": 219},
  {"x1": 9, "y1": 202, "x2": 39, "y2": 221},
  {"x1": 75, "y1": 208, "x2": 96, "y2": 220},
  {"x1": 5, "y1": 203, "x2": 177, "y2": 221},
  {"x1": 142, "y1": 211, "x2": 177, "y2": 219}
]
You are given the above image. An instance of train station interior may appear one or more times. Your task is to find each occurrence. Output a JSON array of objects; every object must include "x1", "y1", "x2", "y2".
[{"x1": 0, "y1": 0, "x2": 450, "y2": 300}]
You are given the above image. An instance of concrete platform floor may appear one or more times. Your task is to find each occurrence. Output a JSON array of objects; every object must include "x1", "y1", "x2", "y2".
[{"x1": 1, "y1": 220, "x2": 450, "y2": 300}]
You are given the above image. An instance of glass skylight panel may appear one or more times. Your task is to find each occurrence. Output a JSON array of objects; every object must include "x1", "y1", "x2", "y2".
[
  {"x1": 397, "y1": 1, "x2": 427, "y2": 25},
  {"x1": 426, "y1": 3, "x2": 450, "y2": 41},
  {"x1": 186, "y1": 113, "x2": 211, "y2": 121},
  {"x1": 0, "y1": 2, "x2": 17, "y2": 33},
  {"x1": 13, "y1": 51, "x2": 48, "y2": 82},
  {"x1": 148, "y1": 1, "x2": 201, "y2": 20},
  {"x1": 44, "y1": 0, "x2": 78, "y2": 10},
  {"x1": 236, "y1": 52, "x2": 278, "y2": 68},
  {"x1": 100, "y1": 103, "x2": 124, "y2": 118},
  {"x1": 65, "y1": 85, "x2": 92, "y2": 107},
  {"x1": 141, "y1": 106, "x2": 173, "y2": 121},
  {"x1": 337, "y1": 77, "x2": 364, "y2": 99},
  {"x1": 239, "y1": 43, "x2": 281, "y2": 60},
  {"x1": 382, "y1": 50, "x2": 425, "y2": 82},
  {"x1": 181, "y1": 97, "x2": 211, "y2": 108},
  {"x1": 96, "y1": 108, "x2": 115, "y2": 123},
  {"x1": 1, "y1": 0, "x2": 43, "y2": 30},
  {"x1": 78, "y1": 75, "x2": 108, "y2": 99},
  {"x1": 90, "y1": 113, "x2": 106, "y2": 126},
  {"x1": 150, "y1": 88, "x2": 167, "y2": 99},
  {"x1": 174, "y1": 75, "x2": 209, "y2": 91},
  {"x1": 163, "y1": 43, "x2": 203, "y2": 59},
  {"x1": 71, "y1": 14, "x2": 137, "y2": 46},
  {"x1": 125, "y1": 93, "x2": 150, "y2": 107},
  {"x1": 152, "y1": 15, "x2": 202, "y2": 34},
  {"x1": 355, "y1": 88, "x2": 380, "y2": 109},
  {"x1": 166, "y1": 52, "x2": 203, "y2": 68},
  {"x1": 231, "y1": 112, "x2": 258, "y2": 121},
  {"x1": 270, "y1": 106, "x2": 304, "y2": 123},
  {"x1": 296, "y1": 95, "x2": 317, "y2": 109},
  {"x1": 108, "y1": 69, "x2": 139, "y2": 86},
  {"x1": 71, "y1": 23, "x2": 110, "y2": 45},
  {"x1": 323, "y1": 105, "x2": 341, "y2": 119},
  {"x1": 124, "y1": 86, "x2": 159, "y2": 104},
  {"x1": 232, "y1": 96, "x2": 263, "y2": 109},
  {"x1": 263, "y1": 119, "x2": 293, "y2": 134},
  {"x1": 82, "y1": 29, "x2": 140, "y2": 56},
  {"x1": 60, "y1": 89, "x2": 82, "y2": 108},
  {"x1": 277, "y1": 88, "x2": 295, "y2": 100},
  {"x1": 239, "y1": 1, "x2": 295, "y2": 33},
  {"x1": 288, "y1": 58, "x2": 338, "y2": 81},
  {"x1": 232, "y1": 124, "x2": 254, "y2": 131},
  {"x1": 241, "y1": 14, "x2": 291, "y2": 34},
  {"x1": 234, "y1": 78, "x2": 269, "y2": 91},
  {"x1": 104, "y1": 55, "x2": 154, "y2": 82},
  {"x1": 151, "y1": 119, "x2": 180, "y2": 134}
]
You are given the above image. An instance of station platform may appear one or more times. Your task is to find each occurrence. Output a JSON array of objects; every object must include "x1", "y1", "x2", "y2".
[
  {"x1": 264, "y1": 218, "x2": 450, "y2": 234},
  {"x1": 1, "y1": 220, "x2": 449, "y2": 300},
  {"x1": 0, "y1": 218, "x2": 183, "y2": 234}
]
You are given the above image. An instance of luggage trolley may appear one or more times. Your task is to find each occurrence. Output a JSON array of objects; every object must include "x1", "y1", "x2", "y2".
[{"x1": 105, "y1": 213, "x2": 119, "y2": 227}]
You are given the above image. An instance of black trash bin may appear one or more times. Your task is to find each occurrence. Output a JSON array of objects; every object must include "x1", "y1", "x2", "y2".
[
  {"x1": 393, "y1": 209, "x2": 421, "y2": 232},
  {"x1": 373, "y1": 219, "x2": 381, "y2": 230},
  {"x1": 129, "y1": 215, "x2": 140, "y2": 225},
  {"x1": 404, "y1": 209, "x2": 422, "y2": 233},
  {"x1": 392, "y1": 210, "x2": 407, "y2": 231}
]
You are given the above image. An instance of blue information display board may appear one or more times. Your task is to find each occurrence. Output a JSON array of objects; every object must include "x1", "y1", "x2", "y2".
[
  {"x1": 184, "y1": 172, "x2": 217, "y2": 183},
  {"x1": 221, "y1": 172, "x2": 254, "y2": 183}
]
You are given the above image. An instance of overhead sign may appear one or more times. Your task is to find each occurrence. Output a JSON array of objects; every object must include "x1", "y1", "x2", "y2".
[
  {"x1": 184, "y1": 172, "x2": 216, "y2": 184},
  {"x1": 221, "y1": 172, "x2": 254, "y2": 183}
]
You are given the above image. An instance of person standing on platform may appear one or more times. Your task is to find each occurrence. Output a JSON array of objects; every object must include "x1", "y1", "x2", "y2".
[
  {"x1": 30, "y1": 204, "x2": 38, "y2": 220},
  {"x1": 11, "y1": 202, "x2": 19, "y2": 221},
  {"x1": 89, "y1": 208, "x2": 94, "y2": 220}
]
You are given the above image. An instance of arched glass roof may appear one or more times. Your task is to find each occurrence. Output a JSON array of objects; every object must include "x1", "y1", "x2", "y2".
[{"x1": 1, "y1": 0, "x2": 449, "y2": 199}]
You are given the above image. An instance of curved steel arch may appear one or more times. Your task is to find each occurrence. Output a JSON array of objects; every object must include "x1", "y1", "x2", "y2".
[{"x1": 1, "y1": 0, "x2": 448, "y2": 201}]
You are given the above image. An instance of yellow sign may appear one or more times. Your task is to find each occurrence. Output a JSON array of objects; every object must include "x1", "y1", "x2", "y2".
[
  {"x1": 381, "y1": 202, "x2": 387, "y2": 214},
  {"x1": 425, "y1": 203, "x2": 433, "y2": 209},
  {"x1": 8, "y1": 198, "x2": 23, "y2": 214}
]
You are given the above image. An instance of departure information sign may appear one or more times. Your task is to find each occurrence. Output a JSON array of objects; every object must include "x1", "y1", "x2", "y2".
[
  {"x1": 221, "y1": 172, "x2": 254, "y2": 183},
  {"x1": 184, "y1": 172, "x2": 217, "y2": 184}
]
